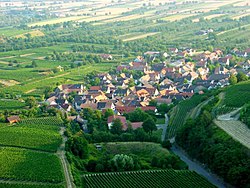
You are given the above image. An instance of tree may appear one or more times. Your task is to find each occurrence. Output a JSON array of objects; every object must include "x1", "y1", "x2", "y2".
[
  {"x1": 31, "y1": 60, "x2": 38, "y2": 68},
  {"x1": 25, "y1": 97, "x2": 37, "y2": 108},
  {"x1": 110, "y1": 154, "x2": 134, "y2": 171},
  {"x1": 229, "y1": 74, "x2": 237, "y2": 85},
  {"x1": 149, "y1": 99, "x2": 157, "y2": 107},
  {"x1": 237, "y1": 72, "x2": 248, "y2": 82},
  {"x1": 66, "y1": 136, "x2": 88, "y2": 159},
  {"x1": 142, "y1": 117, "x2": 157, "y2": 134},
  {"x1": 104, "y1": 109, "x2": 114, "y2": 119},
  {"x1": 110, "y1": 118, "x2": 123, "y2": 135}
]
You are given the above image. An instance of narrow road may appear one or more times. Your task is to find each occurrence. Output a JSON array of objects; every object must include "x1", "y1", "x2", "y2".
[
  {"x1": 171, "y1": 145, "x2": 226, "y2": 188},
  {"x1": 57, "y1": 127, "x2": 75, "y2": 188},
  {"x1": 161, "y1": 114, "x2": 168, "y2": 142}
]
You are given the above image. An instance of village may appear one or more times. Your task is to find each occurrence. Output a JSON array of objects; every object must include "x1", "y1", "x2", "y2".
[{"x1": 45, "y1": 47, "x2": 250, "y2": 132}]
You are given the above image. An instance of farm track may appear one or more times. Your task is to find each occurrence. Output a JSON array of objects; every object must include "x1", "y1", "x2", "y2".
[
  {"x1": 190, "y1": 96, "x2": 214, "y2": 119},
  {"x1": 57, "y1": 127, "x2": 75, "y2": 188}
]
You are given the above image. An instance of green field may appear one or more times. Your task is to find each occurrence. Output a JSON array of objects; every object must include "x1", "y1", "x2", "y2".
[
  {"x1": 83, "y1": 170, "x2": 215, "y2": 188},
  {"x1": 0, "y1": 147, "x2": 64, "y2": 183}
]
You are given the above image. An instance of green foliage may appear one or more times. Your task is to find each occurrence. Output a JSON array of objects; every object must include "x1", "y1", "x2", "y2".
[
  {"x1": 237, "y1": 72, "x2": 248, "y2": 82},
  {"x1": 142, "y1": 117, "x2": 157, "y2": 134},
  {"x1": 83, "y1": 170, "x2": 215, "y2": 188},
  {"x1": 110, "y1": 118, "x2": 123, "y2": 135},
  {"x1": 240, "y1": 104, "x2": 250, "y2": 128},
  {"x1": 176, "y1": 112, "x2": 250, "y2": 187},
  {"x1": 66, "y1": 136, "x2": 89, "y2": 159},
  {"x1": 0, "y1": 147, "x2": 64, "y2": 183},
  {"x1": 110, "y1": 154, "x2": 135, "y2": 171},
  {"x1": 229, "y1": 74, "x2": 237, "y2": 85}
]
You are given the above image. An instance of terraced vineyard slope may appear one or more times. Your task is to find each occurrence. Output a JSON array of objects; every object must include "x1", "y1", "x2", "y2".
[
  {"x1": 83, "y1": 170, "x2": 216, "y2": 188},
  {"x1": 214, "y1": 120, "x2": 250, "y2": 149}
]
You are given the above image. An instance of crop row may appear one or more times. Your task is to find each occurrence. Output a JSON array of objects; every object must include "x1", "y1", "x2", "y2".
[
  {"x1": 20, "y1": 117, "x2": 63, "y2": 126},
  {"x1": 0, "y1": 121, "x2": 61, "y2": 152},
  {"x1": 0, "y1": 147, "x2": 64, "y2": 183},
  {"x1": 214, "y1": 120, "x2": 250, "y2": 149},
  {"x1": 0, "y1": 182, "x2": 65, "y2": 188},
  {"x1": 167, "y1": 94, "x2": 204, "y2": 138},
  {"x1": 83, "y1": 170, "x2": 215, "y2": 188},
  {"x1": 223, "y1": 81, "x2": 250, "y2": 107}
]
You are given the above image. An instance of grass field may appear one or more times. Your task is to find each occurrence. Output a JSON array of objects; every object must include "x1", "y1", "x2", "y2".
[
  {"x1": 122, "y1": 32, "x2": 160, "y2": 42},
  {"x1": 83, "y1": 170, "x2": 215, "y2": 188},
  {"x1": 15, "y1": 30, "x2": 45, "y2": 38},
  {"x1": 0, "y1": 147, "x2": 64, "y2": 183},
  {"x1": 162, "y1": 13, "x2": 197, "y2": 22},
  {"x1": 28, "y1": 16, "x2": 88, "y2": 27}
]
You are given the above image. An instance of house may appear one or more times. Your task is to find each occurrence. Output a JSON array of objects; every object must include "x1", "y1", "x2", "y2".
[
  {"x1": 130, "y1": 122, "x2": 143, "y2": 130},
  {"x1": 144, "y1": 51, "x2": 160, "y2": 57},
  {"x1": 218, "y1": 57, "x2": 230, "y2": 66},
  {"x1": 107, "y1": 115, "x2": 127, "y2": 130},
  {"x1": 100, "y1": 54, "x2": 113, "y2": 60},
  {"x1": 169, "y1": 48, "x2": 178, "y2": 54},
  {"x1": 7, "y1": 116, "x2": 20, "y2": 124},
  {"x1": 57, "y1": 84, "x2": 84, "y2": 94}
]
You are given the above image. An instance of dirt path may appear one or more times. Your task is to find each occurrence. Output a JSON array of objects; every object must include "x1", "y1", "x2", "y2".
[{"x1": 57, "y1": 127, "x2": 75, "y2": 188}]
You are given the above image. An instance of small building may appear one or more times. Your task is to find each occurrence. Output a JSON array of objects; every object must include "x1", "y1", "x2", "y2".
[{"x1": 7, "y1": 116, "x2": 20, "y2": 124}]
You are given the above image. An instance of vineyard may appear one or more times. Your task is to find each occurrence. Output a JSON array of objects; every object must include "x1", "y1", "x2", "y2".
[
  {"x1": 0, "y1": 99, "x2": 26, "y2": 110},
  {"x1": 0, "y1": 122, "x2": 61, "y2": 152},
  {"x1": 0, "y1": 182, "x2": 65, "y2": 188},
  {"x1": 167, "y1": 94, "x2": 205, "y2": 138},
  {"x1": 19, "y1": 117, "x2": 63, "y2": 126},
  {"x1": 223, "y1": 81, "x2": 250, "y2": 107},
  {"x1": 0, "y1": 147, "x2": 64, "y2": 183},
  {"x1": 83, "y1": 170, "x2": 215, "y2": 188},
  {"x1": 214, "y1": 120, "x2": 250, "y2": 149}
]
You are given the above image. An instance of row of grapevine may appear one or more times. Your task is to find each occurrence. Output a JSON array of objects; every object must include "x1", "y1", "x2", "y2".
[
  {"x1": 223, "y1": 81, "x2": 250, "y2": 107},
  {"x1": 83, "y1": 170, "x2": 215, "y2": 188},
  {"x1": 167, "y1": 94, "x2": 204, "y2": 138},
  {"x1": 0, "y1": 182, "x2": 65, "y2": 188},
  {"x1": 0, "y1": 122, "x2": 61, "y2": 152},
  {"x1": 0, "y1": 99, "x2": 26, "y2": 110},
  {"x1": 214, "y1": 120, "x2": 250, "y2": 149},
  {"x1": 0, "y1": 147, "x2": 64, "y2": 183},
  {"x1": 20, "y1": 117, "x2": 63, "y2": 126}
]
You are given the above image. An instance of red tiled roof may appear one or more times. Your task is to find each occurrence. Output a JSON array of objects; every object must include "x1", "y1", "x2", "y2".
[
  {"x1": 89, "y1": 86, "x2": 101, "y2": 91},
  {"x1": 130, "y1": 122, "x2": 143, "y2": 130}
]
